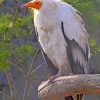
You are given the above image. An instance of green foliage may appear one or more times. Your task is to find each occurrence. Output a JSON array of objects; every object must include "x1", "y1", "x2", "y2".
[
  {"x1": 0, "y1": 0, "x2": 4, "y2": 4},
  {"x1": 11, "y1": 16, "x2": 33, "y2": 37},
  {"x1": 95, "y1": 13, "x2": 100, "y2": 22},
  {"x1": 0, "y1": 14, "x2": 33, "y2": 38},
  {"x1": 0, "y1": 42, "x2": 11, "y2": 71},
  {"x1": 65, "y1": 0, "x2": 100, "y2": 55},
  {"x1": 89, "y1": 37, "x2": 100, "y2": 55},
  {"x1": 0, "y1": 0, "x2": 100, "y2": 71},
  {"x1": 0, "y1": 3, "x2": 34, "y2": 71},
  {"x1": 65, "y1": 0, "x2": 99, "y2": 30},
  {"x1": 15, "y1": 43, "x2": 36, "y2": 56},
  {"x1": 0, "y1": 14, "x2": 11, "y2": 41}
]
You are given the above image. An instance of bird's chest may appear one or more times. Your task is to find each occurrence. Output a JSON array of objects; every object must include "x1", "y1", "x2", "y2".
[
  {"x1": 35, "y1": 13, "x2": 58, "y2": 32},
  {"x1": 34, "y1": 12, "x2": 67, "y2": 68},
  {"x1": 39, "y1": 30, "x2": 67, "y2": 68}
]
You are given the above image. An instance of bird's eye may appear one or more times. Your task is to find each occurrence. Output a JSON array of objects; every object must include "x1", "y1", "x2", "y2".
[{"x1": 35, "y1": 2, "x2": 39, "y2": 4}]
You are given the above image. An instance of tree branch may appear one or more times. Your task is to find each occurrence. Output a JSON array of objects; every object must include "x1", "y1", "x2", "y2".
[
  {"x1": 5, "y1": 71, "x2": 17, "y2": 100},
  {"x1": 22, "y1": 49, "x2": 41, "y2": 100},
  {"x1": 0, "y1": 91, "x2": 9, "y2": 100},
  {"x1": 38, "y1": 74, "x2": 100, "y2": 100}
]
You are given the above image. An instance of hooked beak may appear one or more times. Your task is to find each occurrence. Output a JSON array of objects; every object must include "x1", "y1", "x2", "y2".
[{"x1": 22, "y1": 0, "x2": 42, "y2": 10}]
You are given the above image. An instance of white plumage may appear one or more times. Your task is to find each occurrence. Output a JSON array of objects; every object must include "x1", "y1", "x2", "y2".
[
  {"x1": 34, "y1": 0, "x2": 90, "y2": 75},
  {"x1": 23, "y1": 0, "x2": 90, "y2": 99}
]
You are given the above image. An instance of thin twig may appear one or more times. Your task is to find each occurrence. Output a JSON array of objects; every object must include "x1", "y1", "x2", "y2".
[
  {"x1": 5, "y1": 71, "x2": 17, "y2": 100},
  {"x1": 12, "y1": 53, "x2": 24, "y2": 68},
  {"x1": 22, "y1": 49, "x2": 41, "y2": 100},
  {"x1": 11, "y1": 61, "x2": 25, "y2": 76},
  {"x1": 31, "y1": 63, "x2": 45, "y2": 75},
  {"x1": 0, "y1": 4, "x2": 14, "y2": 14},
  {"x1": 0, "y1": 91, "x2": 9, "y2": 99},
  {"x1": 22, "y1": 63, "x2": 45, "y2": 100},
  {"x1": 28, "y1": 49, "x2": 41, "y2": 74},
  {"x1": 22, "y1": 79, "x2": 31, "y2": 100}
]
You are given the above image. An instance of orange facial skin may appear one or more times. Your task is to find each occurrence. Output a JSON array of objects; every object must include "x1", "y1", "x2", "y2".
[{"x1": 23, "y1": 0, "x2": 42, "y2": 10}]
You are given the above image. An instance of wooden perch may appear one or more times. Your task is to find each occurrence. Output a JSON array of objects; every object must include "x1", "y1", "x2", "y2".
[{"x1": 38, "y1": 74, "x2": 100, "y2": 100}]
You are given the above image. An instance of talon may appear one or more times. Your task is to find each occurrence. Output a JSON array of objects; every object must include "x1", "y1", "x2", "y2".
[
  {"x1": 70, "y1": 73, "x2": 73, "y2": 76},
  {"x1": 48, "y1": 75, "x2": 58, "y2": 82}
]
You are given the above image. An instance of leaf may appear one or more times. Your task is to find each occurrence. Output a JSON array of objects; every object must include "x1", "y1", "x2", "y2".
[
  {"x1": 15, "y1": 43, "x2": 36, "y2": 56},
  {"x1": 0, "y1": 0, "x2": 4, "y2": 4},
  {"x1": 0, "y1": 42, "x2": 11, "y2": 71},
  {"x1": 95, "y1": 13, "x2": 100, "y2": 21}
]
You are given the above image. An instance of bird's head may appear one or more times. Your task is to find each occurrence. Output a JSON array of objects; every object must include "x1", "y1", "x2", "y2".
[{"x1": 22, "y1": 0, "x2": 61, "y2": 11}]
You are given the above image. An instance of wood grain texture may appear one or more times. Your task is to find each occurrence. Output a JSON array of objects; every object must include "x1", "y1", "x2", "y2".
[{"x1": 38, "y1": 74, "x2": 100, "y2": 100}]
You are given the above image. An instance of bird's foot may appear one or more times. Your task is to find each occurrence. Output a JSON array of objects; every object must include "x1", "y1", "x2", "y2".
[
  {"x1": 48, "y1": 75, "x2": 59, "y2": 82},
  {"x1": 70, "y1": 73, "x2": 73, "y2": 76},
  {"x1": 48, "y1": 68, "x2": 63, "y2": 82}
]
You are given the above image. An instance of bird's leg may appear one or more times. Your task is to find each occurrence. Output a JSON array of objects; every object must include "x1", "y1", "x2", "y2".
[
  {"x1": 48, "y1": 68, "x2": 64, "y2": 82},
  {"x1": 48, "y1": 75, "x2": 58, "y2": 82},
  {"x1": 70, "y1": 73, "x2": 73, "y2": 76}
]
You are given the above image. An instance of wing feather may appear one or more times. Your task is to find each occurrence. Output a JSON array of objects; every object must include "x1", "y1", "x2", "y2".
[
  {"x1": 58, "y1": 3, "x2": 90, "y2": 56},
  {"x1": 42, "y1": 50, "x2": 58, "y2": 75},
  {"x1": 58, "y1": 3, "x2": 90, "y2": 74}
]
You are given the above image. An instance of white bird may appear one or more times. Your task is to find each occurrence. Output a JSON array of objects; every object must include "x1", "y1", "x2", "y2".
[{"x1": 23, "y1": 0, "x2": 90, "y2": 100}]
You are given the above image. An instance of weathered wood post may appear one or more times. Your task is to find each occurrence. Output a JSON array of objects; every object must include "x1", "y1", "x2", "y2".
[{"x1": 38, "y1": 74, "x2": 100, "y2": 100}]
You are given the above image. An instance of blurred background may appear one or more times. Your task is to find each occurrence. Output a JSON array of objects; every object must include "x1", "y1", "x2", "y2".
[{"x1": 0, "y1": 0, "x2": 100, "y2": 100}]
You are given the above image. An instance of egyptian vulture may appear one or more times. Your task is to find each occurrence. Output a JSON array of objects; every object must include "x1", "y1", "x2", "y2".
[{"x1": 23, "y1": 0, "x2": 90, "y2": 100}]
